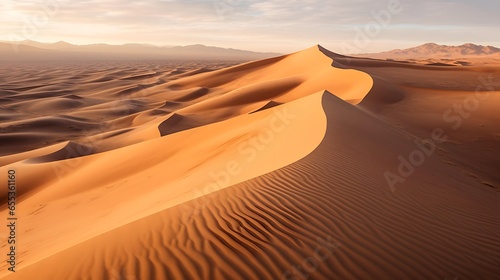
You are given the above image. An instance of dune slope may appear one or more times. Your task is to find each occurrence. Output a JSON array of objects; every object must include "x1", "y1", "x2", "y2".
[{"x1": 4, "y1": 92, "x2": 499, "y2": 280}]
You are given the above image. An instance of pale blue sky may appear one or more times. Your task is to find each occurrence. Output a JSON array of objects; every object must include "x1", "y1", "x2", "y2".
[{"x1": 1, "y1": 0, "x2": 499, "y2": 53}]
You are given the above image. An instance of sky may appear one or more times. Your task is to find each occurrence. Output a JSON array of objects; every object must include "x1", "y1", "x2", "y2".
[{"x1": 1, "y1": 0, "x2": 499, "y2": 54}]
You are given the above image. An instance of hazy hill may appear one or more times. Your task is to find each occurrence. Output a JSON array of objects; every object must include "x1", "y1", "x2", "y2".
[
  {"x1": 357, "y1": 43, "x2": 500, "y2": 59},
  {"x1": 0, "y1": 41, "x2": 280, "y2": 61}
]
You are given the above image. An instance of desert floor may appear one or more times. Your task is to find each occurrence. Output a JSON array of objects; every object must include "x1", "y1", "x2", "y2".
[{"x1": 1, "y1": 46, "x2": 499, "y2": 279}]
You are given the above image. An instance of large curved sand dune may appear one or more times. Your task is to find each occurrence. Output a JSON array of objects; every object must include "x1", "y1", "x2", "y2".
[{"x1": 0, "y1": 46, "x2": 499, "y2": 279}]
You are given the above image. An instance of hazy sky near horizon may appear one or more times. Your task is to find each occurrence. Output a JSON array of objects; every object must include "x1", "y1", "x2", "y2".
[{"x1": 2, "y1": 0, "x2": 499, "y2": 53}]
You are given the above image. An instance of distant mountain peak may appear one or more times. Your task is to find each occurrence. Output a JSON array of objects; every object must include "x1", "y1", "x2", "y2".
[
  {"x1": 52, "y1": 41, "x2": 73, "y2": 47},
  {"x1": 421, "y1": 43, "x2": 440, "y2": 47}
]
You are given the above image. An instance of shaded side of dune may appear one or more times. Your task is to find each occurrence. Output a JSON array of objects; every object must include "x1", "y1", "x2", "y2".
[{"x1": 157, "y1": 113, "x2": 204, "y2": 136}]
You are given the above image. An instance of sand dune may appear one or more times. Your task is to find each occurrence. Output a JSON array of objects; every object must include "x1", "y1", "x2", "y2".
[{"x1": 0, "y1": 45, "x2": 499, "y2": 279}]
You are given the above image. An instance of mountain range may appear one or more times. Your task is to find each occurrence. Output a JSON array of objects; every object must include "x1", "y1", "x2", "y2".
[
  {"x1": 1, "y1": 41, "x2": 499, "y2": 62},
  {"x1": 0, "y1": 40, "x2": 280, "y2": 61},
  {"x1": 358, "y1": 43, "x2": 500, "y2": 59}
]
